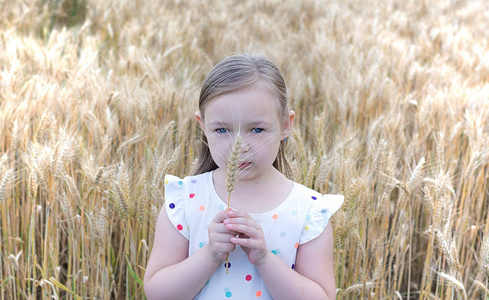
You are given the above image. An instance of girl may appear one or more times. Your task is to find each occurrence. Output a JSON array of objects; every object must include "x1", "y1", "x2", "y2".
[{"x1": 144, "y1": 54, "x2": 343, "y2": 299}]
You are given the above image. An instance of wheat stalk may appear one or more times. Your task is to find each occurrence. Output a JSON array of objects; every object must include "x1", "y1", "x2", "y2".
[
  {"x1": 137, "y1": 171, "x2": 150, "y2": 224},
  {"x1": 352, "y1": 228, "x2": 366, "y2": 259},
  {"x1": 341, "y1": 281, "x2": 374, "y2": 296},
  {"x1": 58, "y1": 190, "x2": 75, "y2": 233},
  {"x1": 437, "y1": 272, "x2": 467, "y2": 300},
  {"x1": 473, "y1": 279, "x2": 489, "y2": 295},
  {"x1": 482, "y1": 236, "x2": 489, "y2": 281},
  {"x1": 224, "y1": 134, "x2": 243, "y2": 274},
  {"x1": 304, "y1": 155, "x2": 318, "y2": 188},
  {"x1": 1, "y1": 0, "x2": 489, "y2": 297},
  {"x1": 0, "y1": 169, "x2": 14, "y2": 204},
  {"x1": 373, "y1": 190, "x2": 389, "y2": 223},
  {"x1": 407, "y1": 156, "x2": 425, "y2": 193}
]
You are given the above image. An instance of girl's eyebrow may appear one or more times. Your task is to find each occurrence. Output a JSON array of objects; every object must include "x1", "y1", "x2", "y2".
[
  {"x1": 208, "y1": 121, "x2": 232, "y2": 127},
  {"x1": 247, "y1": 121, "x2": 273, "y2": 127},
  {"x1": 208, "y1": 120, "x2": 273, "y2": 127}
]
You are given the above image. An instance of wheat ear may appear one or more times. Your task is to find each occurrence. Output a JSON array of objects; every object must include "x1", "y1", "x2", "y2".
[
  {"x1": 481, "y1": 236, "x2": 489, "y2": 281},
  {"x1": 437, "y1": 272, "x2": 467, "y2": 300},
  {"x1": 224, "y1": 134, "x2": 243, "y2": 274},
  {"x1": 226, "y1": 134, "x2": 243, "y2": 196}
]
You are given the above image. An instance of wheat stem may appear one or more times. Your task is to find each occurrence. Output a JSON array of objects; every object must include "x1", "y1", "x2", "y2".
[{"x1": 224, "y1": 134, "x2": 243, "y2": 274}]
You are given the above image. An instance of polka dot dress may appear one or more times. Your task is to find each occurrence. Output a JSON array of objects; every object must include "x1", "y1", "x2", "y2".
[{"x1": 164, "y1": 172, "x2": 344, "y2": 300}]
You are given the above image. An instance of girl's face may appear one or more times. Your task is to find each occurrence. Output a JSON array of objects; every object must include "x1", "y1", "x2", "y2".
[{"x1": 196, "y1": 85, "x2": 294, "y2": 181}]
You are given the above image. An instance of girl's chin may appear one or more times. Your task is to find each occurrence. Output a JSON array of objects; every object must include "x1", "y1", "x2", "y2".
[
  {"x1": 234, "y1": 166, "x2": 275, "y2": 181},
  {"x1": 215, "y1": 164, "x2": 274, "y2": 181}
]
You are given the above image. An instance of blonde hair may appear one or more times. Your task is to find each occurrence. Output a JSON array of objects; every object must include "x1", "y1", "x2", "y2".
[{"x1": 193, "y1": 54, "x2": 292, "y2": 177}]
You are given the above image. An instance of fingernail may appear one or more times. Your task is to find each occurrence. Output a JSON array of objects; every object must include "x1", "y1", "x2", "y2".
[
  {"x1": 223, "y1": 219, "x2": 229, "y2": 224},
  {"x1": 228, "y1": 210, "x2": 235, "y2": 216}
]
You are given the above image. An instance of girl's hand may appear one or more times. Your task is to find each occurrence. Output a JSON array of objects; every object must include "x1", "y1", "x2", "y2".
[
  {"x1": 207, "y1": 210, "x2": 238, "y2": 262},
  {"x1": 224, "y1": 210, "x2": 270, "y2": 266}
]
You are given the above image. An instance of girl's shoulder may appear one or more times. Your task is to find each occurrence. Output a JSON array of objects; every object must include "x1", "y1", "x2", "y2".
[
  {"x1": 164, "y1": 171, "x2": 211, "y2": 188},
  {"x1": 163, "y1": 172, "x2": 213, "y2": 240},
  {"x1": 291, "y1": 181, "x2": 322, "y2": 198},
  {"x1": 290, "y1": 180, "x2": 344, "y2": 205},
  {"x1": 163, "y1": 172, "x2": 212, "y2": 204},
  {"x1": 288, "y1": 180, "x2": 344, "y2": 221},
  {"x1": 289, "y1": 181, "x2": 344, "y2": 245}
]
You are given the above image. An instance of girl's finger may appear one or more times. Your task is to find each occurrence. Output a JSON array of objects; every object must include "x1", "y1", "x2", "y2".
[
  {"x1": 224, "y1": 217, "x2": 262, "y2": 231},
  {"x1": 212, "y1": 233, "x2": 238, "y2": 243},
  {"x1": 230, "y1": 236, "x2": 263, "y2": 249},
  {"x1": 211, "y1": 223, "x2": 237, "y2": 235},
  {"x1": 212, "y1": 210, "x2": 230, "y2": 224},
  {"x1": 210, "y1": 242, "x2": 236, "y2": 257},
  {"x1": 225, "y1": 223, "x2": 259, "y2": 238},
  {"x1": 226, "y1": 209, "x2": 251, "y2": 219}
]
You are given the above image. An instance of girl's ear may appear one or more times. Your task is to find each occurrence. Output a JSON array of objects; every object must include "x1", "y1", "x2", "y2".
[
  {"x1": 281, "y1": 110, "x2": 295, "y2": 138},
  {"x1": 195, "y1": 111, "x2": 206, "y2": 133}
]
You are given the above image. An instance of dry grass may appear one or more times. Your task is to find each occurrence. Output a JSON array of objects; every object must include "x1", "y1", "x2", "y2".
[{"x1": 1, "y1": 0, "x2": 488, "y2": 299}]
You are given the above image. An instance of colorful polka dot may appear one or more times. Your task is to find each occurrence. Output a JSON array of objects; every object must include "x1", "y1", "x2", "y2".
[
  {"x1": 224, "y1": 262, "x2": 231, "y2": 269},
  {"x1": 295, "y1": 242, "x2": 299, "y2": 248},
  {"x1": 306, "y1": 214, "x2": 311, "y2": 222},
  {"x1": 321, "y1": 208, "x2": 327, "y2": 213},
  {"x1": 271, "y1": 249, "x2": 281, "y2": 255},
  {"x1": 177, "y1": 224, "x2": 183, "y2": 231},
  {"x1": 165, "y1": 179, "x2": 169, "y2": 184},
  {"x1": 245, "y1": 275, "x2": 252, "y2": 281},
  {"x1": 218, "y1": 204, "x2": 225, "y2": 210},
  {"x1": 256, "y1": 291, "x2": 262, "y2": 297},
  {"x1": 191, "y1": 179, "x2": 197, "y2": 183},
  {"x1": 199, "y1": 205, "x2": 205, "y2": 211},
  {"x1": 178, "y1": 181, "x2": 183, "y2": 186},
  {"x1": 311, "y1": 196, "x2": 317, "y2": 200},
  {"x1": 291, "y1": 210, "x2": 298, "y2": 215},
  {"x1": 272, "y1": 214, "x2": 279, "y2": 220},
  {"x1": 305, "y1": 226, "x2": 309, "y2": 231},
  {"x1": 189, "y1": 193, "x2": 195, "y2": 198},
  {"x1": 280, "y1": 231, "x2": 286, "y2": 237},
  {"x1": 169, "y1": 203, "x2": 175, "y2": 209},
  {"x1": 291, "y1": 264, "x2": 295, "y2": 269},
  {"x1": 199, "y1": 241, "x2": 206, "y2": 248}
]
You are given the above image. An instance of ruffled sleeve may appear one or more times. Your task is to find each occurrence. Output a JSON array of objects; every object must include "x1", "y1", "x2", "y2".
[
  {"x1": 164, "y1": 174, "x2": 189, "y2": 240},
  {"x1": 299, "y1": 194, "x2": 344, "y2": 244}
]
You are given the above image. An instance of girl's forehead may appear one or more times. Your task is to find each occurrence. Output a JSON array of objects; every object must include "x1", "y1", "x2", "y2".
[{"x1": 202, "y1": 86, "x2": 284, "y2": 122}]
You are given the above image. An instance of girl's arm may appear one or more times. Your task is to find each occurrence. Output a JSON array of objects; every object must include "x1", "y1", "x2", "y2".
[
  {"x1": 144, "y1": 208, "x2": 236, "y2": 300},
  {"x1": 225, "y1": 210, "x2": 336, "y2": 300},
  {"x1": 259, "y1": 223, "x2": 336, "y2": 299}
]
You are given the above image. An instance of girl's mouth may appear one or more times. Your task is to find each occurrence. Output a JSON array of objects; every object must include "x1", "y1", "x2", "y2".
[{"x1": 238, "y1": 162, "x2": 252, "y2": 169}]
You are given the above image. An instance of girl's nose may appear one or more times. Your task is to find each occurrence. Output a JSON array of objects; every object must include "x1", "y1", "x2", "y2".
[{"x1": 240, "y1": 140, "x2": 251, "y2": 153}]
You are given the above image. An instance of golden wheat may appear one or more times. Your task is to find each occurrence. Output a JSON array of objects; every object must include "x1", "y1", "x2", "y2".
[
  {"x1": 225, "y1": 134, "x2": 243, "y2": 196},
  {"x1": 224, "y1": 134, "x2": 243, "y2": 274},
  {"x1": 1, "y1": 0, "x2": 488, "y2": 299}
]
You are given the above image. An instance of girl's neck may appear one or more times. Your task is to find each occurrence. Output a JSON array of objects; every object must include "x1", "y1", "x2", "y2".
[{"x1": 212, "y1": 167, "x2": 293, "y2": 214}]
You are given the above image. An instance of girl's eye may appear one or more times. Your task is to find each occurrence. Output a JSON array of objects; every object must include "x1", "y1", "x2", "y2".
[
  {"x1": 215, "y1": 128, "x2": 229, "y2": 133},
  {"x1": 251, "y1": 128, "x2": 265, "y2": 133}
]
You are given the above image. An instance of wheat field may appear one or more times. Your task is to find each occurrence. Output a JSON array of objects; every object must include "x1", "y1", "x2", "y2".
[{"x1": 0, "y1": 0, "x2": 488, "y2": 299}]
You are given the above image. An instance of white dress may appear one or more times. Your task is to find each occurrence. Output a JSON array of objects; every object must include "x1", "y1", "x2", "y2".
[{"x1": 164, "y1": 171, "x2": 343, "y2": 300}]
